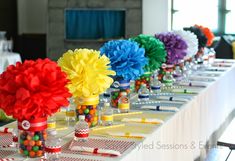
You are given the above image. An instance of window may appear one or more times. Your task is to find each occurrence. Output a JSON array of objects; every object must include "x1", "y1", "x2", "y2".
[
  {"x1": 172, "y1": 0, "x2": 234, "y2": 35},
  {"x1": 65, "y1": 9, "x2": 126, "y2": 40}
]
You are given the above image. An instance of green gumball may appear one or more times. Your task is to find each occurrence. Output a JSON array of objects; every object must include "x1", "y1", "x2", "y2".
[
  {"x1": 23, "y1": 150, "x2": 29, "y2": 156},
  {"x1": 84, "y1": 108, "x2": 89, "y2": 114},
  {"x1": 33, "y1": 135, "x2": 39, "y2": 141},
  {"x1": 33, "y1": 146, "x2": 39, "y2": 152}
]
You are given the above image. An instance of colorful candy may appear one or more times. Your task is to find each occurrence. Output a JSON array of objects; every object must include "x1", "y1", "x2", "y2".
[
  {"x1": 33, "y1": 146, "x2": 39, "y2": 152},
  {"x1": 19, "y1": 130, "x2": 46, "y2": 158},
  {"x1": 135, "y1": 75, "x2": 151, "y2": 92},
  {"x1": 33, "y1": 135, "x2": 39, "y2": 141},
  {"x1": 29, "y1": 151, "x2": 36, "y2": 157},
  {"x1": 76, "y1": 104, "x2": 98, "y2": 127},
  {"x1": 111, "y1": 88, "x2": 130, "y2": 108}
]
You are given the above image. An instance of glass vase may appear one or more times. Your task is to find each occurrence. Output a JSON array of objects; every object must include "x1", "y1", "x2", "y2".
[
  {"x1": 135, "y1": 72, "x2": 151, "y2": 92},
  {"x1": 18, "y1": 117, "x2": 47, "y2": 158},
  {"x1": 75, "y1": 95, "x2": 99, "y2": 127},
  {"x1": 110, "y1": 79, "x2": 130, "y2": 108}
]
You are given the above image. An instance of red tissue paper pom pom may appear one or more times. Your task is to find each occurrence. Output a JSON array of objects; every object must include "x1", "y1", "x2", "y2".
[{"x1": 0, "y1": 58, "x2": 71, "y2": 120}]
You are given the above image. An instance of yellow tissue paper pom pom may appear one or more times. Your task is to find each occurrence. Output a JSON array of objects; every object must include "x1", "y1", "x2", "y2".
[{"x1": 58, "y1": 49, "x2": 116, "y2": 98}]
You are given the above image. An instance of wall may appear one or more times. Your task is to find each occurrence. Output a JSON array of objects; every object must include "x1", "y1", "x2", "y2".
[
  {"x1": 142, "y1": 0, "x2": 171, "y2": 35},
  {"x1": 47, "y1": 0, "x2": 142, "y2": 61},
  {"x1": 17, "y1": 0, "x2": 47, "y2": 34}
]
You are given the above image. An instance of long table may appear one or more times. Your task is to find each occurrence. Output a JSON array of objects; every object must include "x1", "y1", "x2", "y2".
[
  {"x1": 1, "y1": 59, "x2": 235, "y2": 161},
  {"x1": 121, "y1": 60, "x2": 235, "y2": 161}
]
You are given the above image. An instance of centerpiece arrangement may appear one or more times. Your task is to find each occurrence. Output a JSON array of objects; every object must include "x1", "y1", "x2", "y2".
[
  {"x1": 183, "y1": 26, "x2": 208, "y2": 59},
  {"x1": 131, "y1": 34, "x2": 167, "y2": 92},
  {"x1": 0, "y1": 58, "x2": 71, "y2": 158},
  {"x1": 100, "y1": 40, "x2": 147, "y2": 107},
  {"x1": 155, "y1": 32, "x2": 188, "y2": 86},
  {"x1": 172, "y1": 30, "x2": 199, "y2": 61},
  {"x1": 58, "y1": 49, "x2": 115, "y2": 127}
]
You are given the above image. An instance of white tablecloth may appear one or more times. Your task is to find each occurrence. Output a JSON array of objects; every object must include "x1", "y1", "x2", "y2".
[
  {"x1": 1, "y1": 59, "x2": 235, "y2": 161},
  {"x1": 120, "y1": 60, "x2": 235, "y2": 161},
  {"x1": 0, "y1": 52, "x2": 22, "y2": 74}
]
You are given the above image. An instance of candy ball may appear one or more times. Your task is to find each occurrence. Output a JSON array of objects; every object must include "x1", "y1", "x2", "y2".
[
  {"x1": 20, "y1": 144, "x2": 26, "y2": 150},
  {"x1": 86, "y1": 114, "x2": 92, "y2": 120},
  {"x1": 26, "y1": 135, "x2": 32, "y2": 140},
  {"x1": 93, "y1": 116, "x2": 98, "y2": 122},
  {"x1": 29, "y1": 140, "x2": 35, "y2": 146},
  {"x1": 81, "y1": 105, "x2": 87, "y2": 110},
  {"x1": 78, "y1": 109, "x2": 83, "y2": 114},
  {"x1": 20, "y1": 134, "x2": 26, "y2": 140},
  {"x1": 36, "y1": 150, "x2": 43, "y2": 157},
  {"x1": 91, "y1": 121, "x2": 97, "y2": 127},
  {"x1": 20, "y1": 139, "x2": 24, "y2": 144},
  {"x1": 36, "y1": 140, "x2": 42, "y2": 146},
  {"x1": 23, "y1": 150, "x2": 29, "y2": 156},
  {"x1": 19, "y1": 149, "x2": 24, "y2": 154},
  {"x1": 33, "y1": 135, "x2": 39, "y2": 141},
  {"x1": 84, "y1": 108, "x2": 89, "y2": 114},
  {"x1": 89, "y1": 109, "x2": 95, "y2": 115},
  {"x1": 29, "y1": 151, "x2": 36, "y2": 157},
  {"x1": 33, "y1": 146, "x2": 39, "y2": 152},
  {"x1": 27, "y1": 146, "x2": 32, "y2": 151},
  {"x1": 77, "y1": 105, "x2": 81, "y2": 110},
  {"x1": 23, "y1": 140, "x2": 29, "y2": 146}
]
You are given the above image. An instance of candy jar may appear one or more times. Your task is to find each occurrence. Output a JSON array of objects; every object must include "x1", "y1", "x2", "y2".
[
  {"x1": 150, "y1": 70, "x2": 162, "y2": 94},
  {"x1": 110, "y1": 79, "x2": 130, "y2": 108},
  {"x1": 101, "y1": 102, "x2": 113, "y2": 126},
  {"x1": 44, "y1": 130, "x2": 61, "y2": 160},
  {"x1": 74, "y1": 115, "x2": 89, "y2": 142},
  {"x1": 75, "y1": 95, "x2": 99, "y2": 127},
  {"x1": 138, "y1": 84, "x2": 150, "y2": 102},
  {"x1": 118, "y1": 92, "x2": 130, "y2": 113},
  {"x1": 135, "y1": 72, "x2": 151, "y2": 92},
  {"x1": 18, "y1": 118, "x2": 47, "y2": 158}
]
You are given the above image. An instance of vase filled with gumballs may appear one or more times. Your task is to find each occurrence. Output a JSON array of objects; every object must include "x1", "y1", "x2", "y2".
[
  {"x1": 131, "y1": 35, "x2": 167, "y2": 93},
  {"x1": 58, "y1": 49, "x2": 115, "y2": 127},
  {"x1": 0, "y1": 59, "x2": 71, "y2": 158}
]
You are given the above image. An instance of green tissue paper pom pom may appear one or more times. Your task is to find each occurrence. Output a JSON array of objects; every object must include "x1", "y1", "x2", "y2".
[{"x1": 131, "y1": 34, "x2": 167, "y2": 72}]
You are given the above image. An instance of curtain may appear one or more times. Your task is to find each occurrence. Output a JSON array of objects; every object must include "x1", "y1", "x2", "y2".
[{"x1": 65, "y1": 10, "x2": 125, "y2": 40}]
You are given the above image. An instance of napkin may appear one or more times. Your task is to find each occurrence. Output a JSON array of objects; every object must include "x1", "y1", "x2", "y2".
[
  {"x1": 177, "y1": 81, "x2": 208, "y2": 87},
  {"x1": 121, "y1": 118, "x2": 164, "y2": 124},
  {"x1": 141, "y1": 105, "x2": 179, "y2": 112},
  {"x1": 156, "y1": 96, "x2": 189, "y2": 102},
  {"x1": 70, "y1": 146, "x2": 121, "y2": 156}
]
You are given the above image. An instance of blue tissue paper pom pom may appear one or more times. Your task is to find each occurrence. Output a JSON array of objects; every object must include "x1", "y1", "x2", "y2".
[{"x1": 100, "y1": 40, "x2": 148, "y2": 81}]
